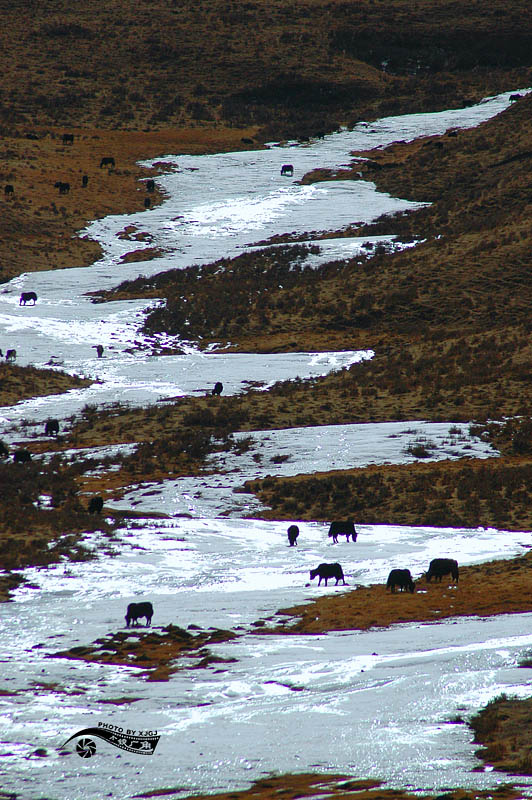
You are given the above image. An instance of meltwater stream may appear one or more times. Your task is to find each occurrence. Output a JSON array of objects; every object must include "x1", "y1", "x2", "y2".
[{"x1": 1, "y1": 89, "x2": 531, "y2": 799}]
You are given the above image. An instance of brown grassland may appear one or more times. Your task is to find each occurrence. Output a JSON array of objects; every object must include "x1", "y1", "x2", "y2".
[{"x1": 2, "y1": 0, "x2": 532, "y2": 793}]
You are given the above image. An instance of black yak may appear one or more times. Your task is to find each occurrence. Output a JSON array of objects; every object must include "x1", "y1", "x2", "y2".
[
  {"x1": 19, "y1": 292, "x2": 37, "y2": 305},
  {"x1": 88, "y1": 496, "x2": 104, "y2": 514},
  {"x1": 310, "y1": 563, "x2": 346, "y2": 587},
  {"x1": 426, "y1": 558, "x2": 459, "y2": 583},
  {"x1": 387, "y1": 568, "x2": 415, "y2": 593},
  {"x1": 125, "y1": 601, "x2": 153, "y2": 627},
  {"x1": 287, "y1": 525, "x2": 299, "y2": 546},
  {"x1": 328, "y1": 521, "x2": 357, "y2": 543}
]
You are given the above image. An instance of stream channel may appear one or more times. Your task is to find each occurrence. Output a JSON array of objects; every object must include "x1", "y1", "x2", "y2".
[{"x1": 1, "y1": 89, "x2": 532, "y2": 799}]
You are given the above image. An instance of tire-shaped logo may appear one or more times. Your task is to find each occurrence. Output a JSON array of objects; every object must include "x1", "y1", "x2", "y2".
[{"x1": 76, "y1": 737, "x2": 96, "y2": 758}]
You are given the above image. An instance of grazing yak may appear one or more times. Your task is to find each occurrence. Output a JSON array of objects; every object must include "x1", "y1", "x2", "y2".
[
  {"x1": 387, "y1": 568, "x2": 415, "y2": 593},
  {"x1": 125, "y1": 601, "x2": 154, "y2": 627},
  {"x1": 212, "y1": 381, "x2": 223, "y2": 396},
  {"x1": 88, "y1": 496, "x2": 104, "y2": 514},
  {"x1": 146, "y1": 179, "x2": 155, "y2": 192},
  {"x1": 44, "y1": 419, "x2": 60, "y2": 436},
  {"x1": 100, "y1": 156, "x2": 115, "y2": 168},
  {"x1": 13, "y1": 449, "x2": 32, "y2": 463},
  {"x1": 93, "y1": 344, "x2": 104, "y2": 358},
  {"x1": 426, "y1": 558, "x2": 459, "y2": 583},
  {"x1": 310, "y1": 562, "x2": 346, "y2": 586},
  {"x1": 280, "y1": 164, "x2": 294, "y2": 177},
  {"x1": 328, "y1": 521, "x2": 357, "y2": 543},
  {"x1": 287, "y1": 524, "x2": 299, "y2": 546},
  {"x1": 20, "y1": 292, "x2": 37, "y2": 306},
  {"x1": 5, "y1": 349, "x2": 16, "y2": 362},
  {"x1": 82, "y1": 175, "x2": 89, "y2": 187},
  {"x1": 144, "y1": 198, "x2": 151, "y2": 209}
]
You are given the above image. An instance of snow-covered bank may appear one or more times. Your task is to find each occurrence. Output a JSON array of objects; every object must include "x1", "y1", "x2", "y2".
[
  {"x1": 0, "y1": 349, "x2": 372, "y2": 440},
  {"x1": 109, "y1": 420, "x2": 498, "y2": 518}
]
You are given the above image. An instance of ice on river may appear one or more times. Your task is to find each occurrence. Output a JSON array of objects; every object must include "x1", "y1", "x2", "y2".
[
  {"x1": 0, "y1": 348, "x2": 371, "y2": 440},
  {"x1": 109, "y1": 420, "x2": 498, "y2": 518},
  {"x1": 2, "y1": 516, "x2": 532, "y2": 800},
  {"x1": 80, "y1": 88, "x2": 528, "y2": 276},
  {"x1": 1, "y1": 89, "x2": 531, "y2": 800}
]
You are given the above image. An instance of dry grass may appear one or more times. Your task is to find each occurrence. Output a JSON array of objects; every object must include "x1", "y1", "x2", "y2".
[
  {"x1": 0, "y1": 362, "x2": 90, "y2": 406},
  {"x1": 2, "y1": 0, "x2": 529, "y2": 137},
  {"x1": 54, "y1": 624, "x2": 238, "y2": 682},
  {"x1": 470, "y1": 695, "x2": 532, "y2": 775},
  {"x1": 270, "y1": 550, "x2": 532, "y2": 635}
]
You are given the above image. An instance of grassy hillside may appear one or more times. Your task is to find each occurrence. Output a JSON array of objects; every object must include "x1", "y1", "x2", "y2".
[{"x1": 0, "y1": 0, "x2": 530, "y2": 137}]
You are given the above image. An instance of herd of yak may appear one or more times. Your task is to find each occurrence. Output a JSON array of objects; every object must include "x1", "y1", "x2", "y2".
[
  {"x1": 125, "y1": 521, "x2": 459, "y2": 629},
  {"x1": 5, "y1": 183, "x2": 457, "y2": 628}
]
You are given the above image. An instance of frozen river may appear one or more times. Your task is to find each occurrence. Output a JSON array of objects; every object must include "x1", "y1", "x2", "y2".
[{"x1": 1, "y1": 89, "x2": 531, "y2": 799}]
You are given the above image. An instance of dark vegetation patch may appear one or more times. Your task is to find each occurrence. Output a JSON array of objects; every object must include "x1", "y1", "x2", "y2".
[
  {"x1": 96, "y1": 244, "x2": 323, "y2": 341},
  {"x1": 331, "y1": 28, "x2": 532, "y2": 73},
  {"x1": 242, "y1": 454, "x2": 532, "y2": 531},
  {"x1": 66, "y1": 399, "x2": 248, "y2": 499},
  {"x1": 0, "y1": 453, "x2": 116, "y2": 572},
  {"x1": 470, "y1": 694, "x2": 532, "y2": 774}
]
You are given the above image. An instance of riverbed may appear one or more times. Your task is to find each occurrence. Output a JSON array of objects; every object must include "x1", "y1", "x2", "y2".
[{"x1": 1, "y1": 89, "x2": 531, "y2": 800}]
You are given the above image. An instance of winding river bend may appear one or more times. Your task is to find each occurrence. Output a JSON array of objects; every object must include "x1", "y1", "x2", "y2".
[{"x1": 1, "y1": 90, "x2": 532, "y2": 800}]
